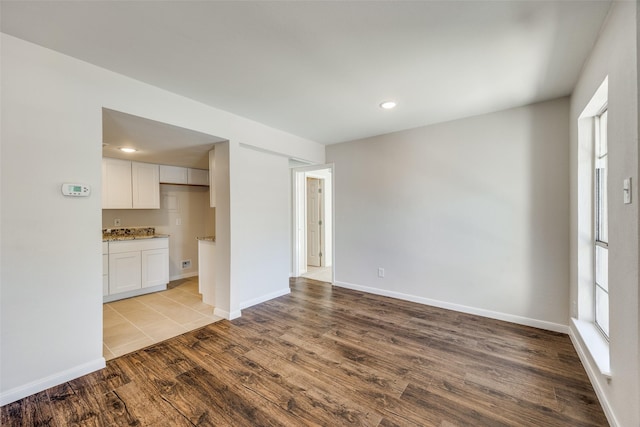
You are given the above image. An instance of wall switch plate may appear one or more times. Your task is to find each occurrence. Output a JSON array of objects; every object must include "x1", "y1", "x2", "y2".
[
  {"x1": 378, "y1": 268, "x2": 385, "y2": 278},
  {"x1": 176, "y1": 218, "x2": 182, "y2": 226},
  {"x1": 623, "y1": 178, "x2": 632, "y2": 204}
]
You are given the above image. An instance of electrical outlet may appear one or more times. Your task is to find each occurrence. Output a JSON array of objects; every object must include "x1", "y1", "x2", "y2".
[
  {"x1": 176, "y1": 218, "x2": 182, "y2": 226},
  {"x1": 378, "y1": 268, "x2": 385, "y2": 278},
  {"x1": 114, "y1": 218, "x2": 121, "y2": 226},
  {"x1": 181, "y1": 260, "x2": 191, "y2": 269}
]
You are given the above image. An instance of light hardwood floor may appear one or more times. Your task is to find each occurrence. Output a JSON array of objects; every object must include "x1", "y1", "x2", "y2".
[
  {"x1": 2, "y1": 277, "x2": 608, "y2": 426},
  {"x1": 103, "y1": 277, "x2": 222, "y2": 359},
  {"x1": 301, "y1": 265, "x2": 332, "y2": 283}
]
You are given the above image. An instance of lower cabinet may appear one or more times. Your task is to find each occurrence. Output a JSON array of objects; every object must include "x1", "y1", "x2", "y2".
[
  {"x1": 109, "y1": 251, "x2": 142, "y2": 294},
  {"x1": 105, "y1": 238, "x2": 169, "y2": 302},
  {"x1": 142, "y1": 248, "x2": 169, "y2": 288},
  {"x1": 102, "y1": 242, "x2": 109, "y2": 297}
]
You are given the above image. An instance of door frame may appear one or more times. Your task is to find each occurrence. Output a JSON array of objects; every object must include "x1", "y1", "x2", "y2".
[{"x1": 291, "y1": 163, "x2": 335, "y2": 282}]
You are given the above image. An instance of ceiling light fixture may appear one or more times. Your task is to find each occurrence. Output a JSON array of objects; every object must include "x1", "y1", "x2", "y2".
[
  {"x1": 380, "y1": 101, "x2": 397, "y2": 110},
  {"x1": 119, "y1": 147, "x2": 137, "y2": 153}
]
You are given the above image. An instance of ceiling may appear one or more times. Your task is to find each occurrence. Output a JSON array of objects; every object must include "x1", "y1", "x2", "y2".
[
  {"x1": 1, "y1": 1, "x2": 611, "y2": 145},
  {"x1": 102, "y1": 109, "x2": 225, "y2": 169}
]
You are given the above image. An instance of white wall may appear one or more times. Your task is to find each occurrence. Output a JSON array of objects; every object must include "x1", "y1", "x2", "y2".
[
  {"x1": 233, "y1": 146, "x2": 291, "y2": 310},
  {"x1": 102, "y1": 184, "x2": 214, "y2": 279},
  {"x1": 569, "y1": 2, "x2": 639, "y2": 426},
  {"x1": 327, "y1": 97, "x2": 570, "y2": 330},
  {"x1": 0, "y1": 34, "x2": 324, "y2": 404}
]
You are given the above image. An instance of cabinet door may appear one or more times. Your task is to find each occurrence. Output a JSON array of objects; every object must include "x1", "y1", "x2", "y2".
[
  {"x1": 109, "y1": 251, "x2": 141, "y2": 294},
  {"x1": 188, "y1": 168, "x2": 209, "y2": 186},
  {"x1": 102, "y1": 158, "x2": 132, "y2": 209},
  {"x1": 132, "y1": 162, "x2": 160, "y2": 208},
  {"x1": 102, "y1": 254, "x2": 109, "y2": 296},
  {"x1": 209, "y1": 149, "x2": 216, "y2": 207},
  {"x1": 159, "y1": 165, "x2": 188, "y2": 184},
  {"x1": 141, "y1": 248, "x2": 169, "y2": 288}
]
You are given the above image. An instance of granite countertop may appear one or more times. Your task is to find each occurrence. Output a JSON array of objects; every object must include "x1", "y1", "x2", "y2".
[
  {"x1": 197, "y1": 236, "x2": 216, "y2": 242},
  {"x1": 102, "y1": 226, "x2": 169, "y2": 241},
  {"x1": 104, "y1": 234, "x2": 169, "y2": 242}
]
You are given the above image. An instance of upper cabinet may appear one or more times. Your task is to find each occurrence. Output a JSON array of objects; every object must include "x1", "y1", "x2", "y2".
[
  {"x1": 102, "y1": 158, "x2": 133, "y2": 209},
  {"x1": 209, "y1": 148, "x2": 216, "y2": 207},
  {"x1": 159, "y1": 164, "x2": 209, "y2": 186},
  {"x1": 188, "y1": 168, "x2": 209, "y2": 186},
  {"x1": 159, "y1": 165, "x2": 188, "y2": 184},
  {"x1": 132, "y1": 162, "x2": 160, "y2": 208},
  {"x1": 102, "y1": 158, "x2": 160, "y2": 209}
]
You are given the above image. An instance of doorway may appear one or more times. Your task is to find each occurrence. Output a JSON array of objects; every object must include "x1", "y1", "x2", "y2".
[
  {"x1": 101, "y1": 108, "x2": 224, "y2": 360},
  {"x1": 292, "y1": 164, "x2": 334, "y2": 283}
]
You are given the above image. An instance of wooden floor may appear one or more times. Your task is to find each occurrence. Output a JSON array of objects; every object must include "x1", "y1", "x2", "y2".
[{"x1": 2, "y1": 278, "x2": 608, "y2": 426}]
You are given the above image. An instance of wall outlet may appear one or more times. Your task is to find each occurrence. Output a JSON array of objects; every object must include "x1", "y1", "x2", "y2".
[
  {"x1": 114, "y1": 218, "x2": 121, "y2": 226},
  {"x1": 181, "y1": 259, "x2": 191, "y2": 269},
  {"x1": 378, "y1": 268, "x2": 385, "y2": 278}
]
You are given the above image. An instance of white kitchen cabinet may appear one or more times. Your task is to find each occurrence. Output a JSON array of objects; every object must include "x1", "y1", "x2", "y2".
[
  {"x1": 159, "y1": 165, "x2": 188, "y2": 184},
  {"x1": 105, "y1": 237, "x2": 169, "y2": 302},
  {"x1": 142, "y1": 248, "x2": 169, "y2": 288},
  {"x1": 132, "y1": 161, "x2": 160, "y2": 208},
  {"x1": 108, "y1": 251, "x2": 142, "y2": 295},
  {"x1": 102, "y1": 158, "x2": 133, "y2": 209},
  {"x1": 209, "y1": 149, "x2": 216, "y2": 207},
  {"x1": 102, "y1": 242, "x2": 109, "y2": 296},
  {"x1": 159, "y1": 165, "x2": 208, "y2": 186},
  {"x1": 102, "y1": 158, "x2": 160, "y2": 209},
  {"x1": 188, "y1": 168, "x2": 209, "y2": 186}
]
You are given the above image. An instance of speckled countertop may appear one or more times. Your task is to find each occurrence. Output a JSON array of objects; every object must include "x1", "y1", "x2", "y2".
[
  {"x1": 197, "y1": 236, "x2": 216, "y2": 242},
  {"x1": 103, "y1": 227, "x2": 169, "y2": 241}
]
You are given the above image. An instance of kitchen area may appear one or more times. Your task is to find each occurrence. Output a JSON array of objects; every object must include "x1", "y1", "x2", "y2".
[{"x1": 101, "y1": 108, "x2": 223, "y2": 359}]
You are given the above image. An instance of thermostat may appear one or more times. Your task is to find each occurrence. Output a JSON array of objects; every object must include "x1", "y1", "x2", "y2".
[{"x1": 61, "y1": 183, "x2": 91, "y2": 197}]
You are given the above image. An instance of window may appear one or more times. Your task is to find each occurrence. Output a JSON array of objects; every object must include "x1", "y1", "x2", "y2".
[{"x1": 594, "y1": 109, "x2": 609, "y2": 338}]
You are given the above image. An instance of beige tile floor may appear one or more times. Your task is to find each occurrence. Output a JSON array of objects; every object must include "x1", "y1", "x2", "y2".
[
  {"x1": 301, "y1": 266, "x2": 332, "y2": 283},
  {"x1": 103, "y1": 276, "x2": 222, "y2": 360}
]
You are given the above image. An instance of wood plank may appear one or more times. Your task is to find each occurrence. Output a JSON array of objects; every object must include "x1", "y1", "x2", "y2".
[{"x1": 1, "y1": 278, "x2": 609, "y2": 426}]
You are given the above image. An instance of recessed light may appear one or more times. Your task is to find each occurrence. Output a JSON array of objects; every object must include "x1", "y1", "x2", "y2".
[
  {"x1": 119, "y1": 147, "x2": 137, "y2": 153},
  {"x1": 380, "y1": 101, "x2": 397, "y2": 110}
]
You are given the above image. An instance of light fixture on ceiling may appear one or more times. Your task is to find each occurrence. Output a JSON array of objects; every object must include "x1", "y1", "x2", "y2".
[
  {"x1": 380, "y1": 101, "x2": 397, "y2": 110},
  {"x1": 119, "y1": 147, "x2": 137, "y2": 153}
]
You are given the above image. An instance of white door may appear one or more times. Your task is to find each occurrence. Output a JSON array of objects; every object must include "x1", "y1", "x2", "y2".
[{"x1": 307, "y1": 177, "x2": 322, "y2": 267}]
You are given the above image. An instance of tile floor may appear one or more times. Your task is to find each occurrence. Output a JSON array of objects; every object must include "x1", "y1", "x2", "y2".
[
  {"x1": 301, "y1": 265, "x2": 332, "y2": 283},
  {"x1": 103, "y1": 276, "x2": 222, "y2": 360}
]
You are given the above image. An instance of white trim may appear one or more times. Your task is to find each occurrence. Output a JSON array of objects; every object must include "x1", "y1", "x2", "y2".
[
  {"x1": 333, "y1": 281, "x2": 569, "y2": 333},
  {"x1": 0, "y1": 358, "x2": 106, "y2": 406},
  {"x1": 169, "y1": 271, "x2": 198, "y2": 281},
  {"x1": 213, "y1": 307, "x2": 242, "y2": 320},
  {"x1": 569, "y1": 321, "x2": 618, "y2": 427},
  {"x1": 240, "y1": 287, "x2": 291, "y2": 310},
  {"x1": 103, "y1": 283, "x2": 167, "y2": 303},
  {"x1": 291, "y1": 163, "x2": 335, "y2": 284},
  {"x1": 570, "y1": 318, "x2": 611, "y2": 377}
]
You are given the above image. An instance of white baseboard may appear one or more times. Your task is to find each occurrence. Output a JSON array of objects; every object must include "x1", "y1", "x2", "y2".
[
  {"x1": 240, "y1": 287, "x2": 291, "y2": 310},
  {"x1": 569, "y1": 324, "x2": 619, "y2": 427},
  {"x1": 103, "y1": 284, "x2": 166, "y2": 303},
  {"x1": 333, "y1": 281, "x2": 569, "y2": 334},
  {"x1": 0, "y1": 358, "x2": 106, "y2": 406},
  {"x1": 170, "y1": 271, "x2": 198, "y2": 281},
  {"x1": 213, "y1": 307, "x2": 242, "y2": 320}
]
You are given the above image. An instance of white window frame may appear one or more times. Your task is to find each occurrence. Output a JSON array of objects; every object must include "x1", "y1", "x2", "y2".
[{"x1": 593, "y1": 108, "x2": 609, "y2": 339}]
